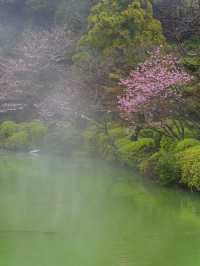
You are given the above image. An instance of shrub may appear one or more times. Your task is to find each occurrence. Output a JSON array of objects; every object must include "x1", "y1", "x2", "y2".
[
  {"x1": 20, "y1": 121, "x2": 47, "y2": 147},
  {"x1": 5, "y1": 131, "x2": 29, "y2": 151},
  {"x1": 83, "y1": 123, "x2": 121, "y2": 160},
  {"x1": 109, "y1": 126, "x2": 128, "y2": 140},
  {"x1": 184, "y1": 128, "x2": 199, "y2": 139},
  {"x1": 160, "y1": 136, "x2": 177, "y2": 152},
  {"x1": 179, "y1": 145, "x2": 200, "y2": 191},
  {"x1": 116, "y1": 138, "x2": 156, "y2": 167},
  {"x1": 115, "y1": 137, "x2": 133, "y2": 148},
  {"x1": 0, "y1": 120, "x2": 47, "y2": 151},
  {"x1": 175, "y1": 138, "x2": 200, "y2": 153},
  {"x1": 116, "y1": 138, "x2": 138, "y2": 167},
  {"x1": 94, "y1": 132, "x2": 116, "y2": 160},
  {"x1": 139, "y1": 152, "x2": 161, "y2": 179},
  {"x1": 0, "y1": 121, "x2": 19, "y2": 138},
  {"x1": 182, "y1": 37, "x2": 200, "y2": 75},
  {"x1": 156, "y1": 152, "x2": 180, "y2": 185},
  {"x1": 139, "y1": 128, "x2": 161, "y2": 147}
]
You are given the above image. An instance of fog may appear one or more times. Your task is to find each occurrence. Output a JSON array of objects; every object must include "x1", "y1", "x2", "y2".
[{"x1": 0, "y1": 0, "x2": 97, "y2": 124}]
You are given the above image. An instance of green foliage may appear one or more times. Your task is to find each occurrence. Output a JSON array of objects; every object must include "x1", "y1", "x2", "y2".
[
  {"x1": 96, "y1": 132, "x2": 116, "y2": 161},
  {"x1": 183, "y1": 57, "x2": 200, "y2": 73},
  {"x1": 156, "y1": 151, "x2": 180, "y2": 185},
  {"x1": 20, "y1": 121, "x2": 47, "y2": 146},
  {"x1": 139, "y1": 128, "x2": 161, "y2": 146},
  {"x1": 83, "y1": 123, "x2": 117, "y2": 160},
  {"x1": 140, "y1": 137, "x2": 200, "y2": 186},
  {"x1": 179, "y1": 145, "x2": 200, "y2": 191},
  {"x1": 140, "y1": 136, "x2": 200, "y2": 188},
  {"x1": 116, "y1": 137, "x2": 156, "y2": 167},
  {"x1": 0, "y1": 120, "x2": 47, "y2": 151},
  {"x1": 108, "y1": 123, "x2": 129, "y2": 139},
  {"x1": 83, "y1": 122, "x2": 200, "y2": 191},
  {"x1": 78, "y1": 0, "x2": 165, "y2": 70},
  {"x1": 0, "y1": 121, "x2": 19, "y2": 138},
  {"x1": 139, "y1": 151, "x2": 160, "y2": 178},
  {"x1": 5, "y1": 131, "x2": 29, "y2": 151},
  {"x1": 175, "y1": 138, "x2": 200, "y2": 153},
  {"x1": 141, "y1": 149, "x2": 181, "y2": 184},
  {"x1": 184, "y1": 127, "x2": 199, "y2": 139},
  {"x1": 83, "y1": 122, "x2": 131, "y2": 161},
  {"x1": 182, "y1": 37, "x2": 200, "y2": 75},
  {"x1": 160, "y1": 136, "x2": 177, "y2": 152}
]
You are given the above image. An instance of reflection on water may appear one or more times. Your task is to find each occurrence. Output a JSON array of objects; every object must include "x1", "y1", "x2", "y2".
[{"x1": 0, "y1": 153, "x2": 200, "y2": 266}]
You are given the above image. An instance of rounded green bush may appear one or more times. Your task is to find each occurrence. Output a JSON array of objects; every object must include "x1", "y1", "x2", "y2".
[
  {"x1": 83, "y1": 123, "x2": 122, "y2": 160},
  {"x1": 175, "y1": 138, "x2": 200, "y2": 153},
  {"x1": 160, "y1": 136, "x2": 177, "y2": 152},
  {"x1": 139, "y1": 128, "x2": 161, "y2": 146},
  {"x1": 115, "y1": 137, "x2": 133, "y2": 149},
  {"x1": 180, "y1": 145, "x2": 200, "y2": 191},
  {"x1": 156, "y1": 152, "x2": 180, "y2": 185},
  {"x1": 116, "y1": 138, "x2": 156, "y2": 167},
  {"x1": 0, "y1": 120, "x2": 47, "y2": 151},
  {"x1": 139, "y1": 152, "x2": 160, "y2": 179},
  {"x1": 109, "y1": 126, "x2": 128, "y2": 140},
  {"x1": 5, "y1": 131, "x2": 29, "y2": 151},
  {"x1": 184, "y1": 128, "x2": 199, "y2": 139},
  {"x1": 0, "y1": 121, "x2": 19, "y2": 138}
]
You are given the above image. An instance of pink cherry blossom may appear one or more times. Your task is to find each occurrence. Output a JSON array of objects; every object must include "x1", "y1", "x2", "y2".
[{"x1": 118, "y1": 48, "x2": 193, "y2": 118}]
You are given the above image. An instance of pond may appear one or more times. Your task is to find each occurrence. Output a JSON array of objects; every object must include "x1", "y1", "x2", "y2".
[{"x1": 0, "y1": 153, "x2": 200, "y2": 266}]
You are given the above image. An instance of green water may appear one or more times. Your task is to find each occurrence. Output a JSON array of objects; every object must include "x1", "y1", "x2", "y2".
[{"x1": 0, "y1": 153, "x2": 200, "y2": 266}]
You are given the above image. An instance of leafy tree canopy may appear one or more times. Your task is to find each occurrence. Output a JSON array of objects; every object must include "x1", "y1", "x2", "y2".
[{"x1": 78, "y1": 0, "x2": 165, "y2": 69}]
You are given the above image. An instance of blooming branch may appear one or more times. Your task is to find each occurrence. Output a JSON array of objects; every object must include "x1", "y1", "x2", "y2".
[{"x1": 118, "y1": 48, "x2": 193, "y2": 118}]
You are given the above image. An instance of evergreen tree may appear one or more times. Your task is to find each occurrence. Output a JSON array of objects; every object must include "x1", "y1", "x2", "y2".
[{"x1": 78, "y1": 0, "x2": 165, "y2": 70}]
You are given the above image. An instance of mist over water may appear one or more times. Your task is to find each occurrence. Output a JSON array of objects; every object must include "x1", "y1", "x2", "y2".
[
  {"x1": 0, "y1": 1, "x2": 200, "y2": 266},
  {"x1": 0, "y1": 153, "x2": 200, "y2": 266}
]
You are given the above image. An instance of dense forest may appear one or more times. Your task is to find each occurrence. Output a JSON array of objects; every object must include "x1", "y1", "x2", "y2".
[{"x1": 0, "y1": 0, "x2": 200, "y2": 191}]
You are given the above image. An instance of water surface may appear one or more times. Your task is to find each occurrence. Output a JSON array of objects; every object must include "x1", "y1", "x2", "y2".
[{"x1": 0, "y1": 153, "x2": 200, "y2": 266}]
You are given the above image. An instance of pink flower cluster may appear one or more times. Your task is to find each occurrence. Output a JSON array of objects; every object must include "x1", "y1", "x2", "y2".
[{"x1": 118, "y1": 48, "x2": 192, "y2": 117}]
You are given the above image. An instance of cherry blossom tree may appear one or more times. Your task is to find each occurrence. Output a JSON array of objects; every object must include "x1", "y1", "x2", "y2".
[
  {"x1": 118, "y1": 48, "x2": 192, "y2": 116},
  {"x1": 118, "y1": 48, "x2": 193, "y2": 139},
  {"x1": 0, "y1": 27, "x2": 78, "y2": 120}
]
